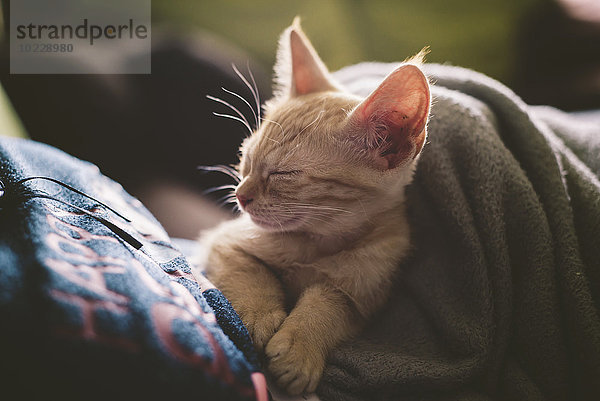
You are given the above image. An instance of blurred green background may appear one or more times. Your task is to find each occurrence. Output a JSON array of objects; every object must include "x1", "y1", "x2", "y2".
[{"x1": 152, "y1": 0, "x2": 544, "y2": 86}]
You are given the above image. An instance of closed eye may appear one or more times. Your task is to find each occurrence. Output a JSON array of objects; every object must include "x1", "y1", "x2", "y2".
[{"x1": 268, "y1": 170, "x2": 301, "y2": 179}]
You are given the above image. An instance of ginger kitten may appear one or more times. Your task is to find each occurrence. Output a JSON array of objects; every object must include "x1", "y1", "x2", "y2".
[{"x1": 194, "y1": 19, "x2": 431, "y2": 395}]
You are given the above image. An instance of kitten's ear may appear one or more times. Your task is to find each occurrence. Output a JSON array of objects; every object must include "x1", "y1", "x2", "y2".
[
  {"x1": 274, "y1": 17, "x2": 339, "y2": 98},
  {"x1": 347, "y1": 64, "x2": 431, "y2": 170}
]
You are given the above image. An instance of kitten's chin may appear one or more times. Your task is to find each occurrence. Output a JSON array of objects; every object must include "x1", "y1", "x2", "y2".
[{"x1": 248, "y1": 214, "x2": 303, "y2": 232}]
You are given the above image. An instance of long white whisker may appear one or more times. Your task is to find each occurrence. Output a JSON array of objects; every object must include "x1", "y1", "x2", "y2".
[
  {"x1": 212, "y1": 112, "x2": 252, "y2": 136},
  {"x1": 217, "y1": 194, "x2": 239, "y2": 207},
  {"x1": 275, "y1": 207, "x2": 334, "y2": 216},
  {"x1": 265, "y1": 136, "x2": 281, "y2": 145},
  {"x1": 273, "y1": 206, "x2": 350, "y2": 229},
  {"x1": 280, "y1": 202, "x2": 353, "y2": 214},
  {"x1": 293, "y1": 207, "x2": 352, "y2": 214},
  {"x1": 232, "y1": 63, "x2": 260, "y2": 128},
  {"x1": 261, "y1": 117, "x2": 285, "y2": 136},
  {"x1": 221, "y1": 87, "x2": 258, "y2": 129},
  {"x1": 206, "y1": 94, "x2": 252, "y2": 132},
  {"x1": 197, "y1": 165, "x2": 241, "y2": 183},
  {"x1": 222, "y1": 164, "x2": 240, "y2": 174},
  {"x1": 198, "y1": 164, "x2": 241, "y2": 178},
  {"x1": 354, "y1": 196, "x2": 369, "y2": 221},
  {"x1": 304, "y1": 214, "x2": 342, "y2": 228},
  {"x1": 299, "y1": 110, "x2": 325, "y2": 135},
  {"x1": 247, "y1": 61, "x2": 262, "y2": 123},
  {"x1": 202, "y1": 184, "x2": 237, "y2": 195},
  {"x1": 268, "y1": 213, "x2": 284, "y2": 231}
]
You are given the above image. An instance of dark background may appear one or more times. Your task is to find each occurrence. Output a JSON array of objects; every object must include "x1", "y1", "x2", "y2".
[{"x1": 0, "y1": 0, "x2": 598, "y2": 237}]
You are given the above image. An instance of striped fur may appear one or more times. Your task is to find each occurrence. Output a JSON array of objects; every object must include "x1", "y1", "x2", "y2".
[{"x1": 194, "y1": 19, "x2": 430, "y2": 396}]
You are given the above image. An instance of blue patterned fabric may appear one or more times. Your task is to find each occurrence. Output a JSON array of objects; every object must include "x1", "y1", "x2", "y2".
[{"x1": 0, "y1": 136, "x2": 266, "y2": 401}]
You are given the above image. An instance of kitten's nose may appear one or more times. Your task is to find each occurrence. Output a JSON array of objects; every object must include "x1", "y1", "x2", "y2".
[{"x1": 236, "y1": 193, "x2": 253, "y2": 208}]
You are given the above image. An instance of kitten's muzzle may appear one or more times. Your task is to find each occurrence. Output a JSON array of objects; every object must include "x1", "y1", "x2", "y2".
[{"x1": 236, "y1": 193, "x2": 253, "y2": 208}]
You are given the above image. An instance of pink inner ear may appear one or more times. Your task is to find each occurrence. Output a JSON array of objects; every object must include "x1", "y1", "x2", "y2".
[
  {"x1": 290, "y1": 30, "x2": 336, "y2": 96},
  {"x1": 350, "y1": 64, "x2": 430, "y2": 169}
]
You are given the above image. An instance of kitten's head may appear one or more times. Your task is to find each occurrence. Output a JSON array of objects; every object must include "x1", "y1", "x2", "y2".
[{"x1": 235, "y1": 18, "x2": 431, "y2": 235}]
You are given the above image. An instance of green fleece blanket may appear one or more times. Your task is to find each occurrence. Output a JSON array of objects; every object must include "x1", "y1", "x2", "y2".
[{"x1": 317, "y1": 63, "x2": 600, "y2": 401}]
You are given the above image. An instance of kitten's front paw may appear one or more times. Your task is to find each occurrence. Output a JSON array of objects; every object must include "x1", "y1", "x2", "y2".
[
  {"x1": 265, "y1": 328, "x2": 324, "y2": 395},
  {"x1": 244, "y1": 309, "x2": 287, "y2": 351}
]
